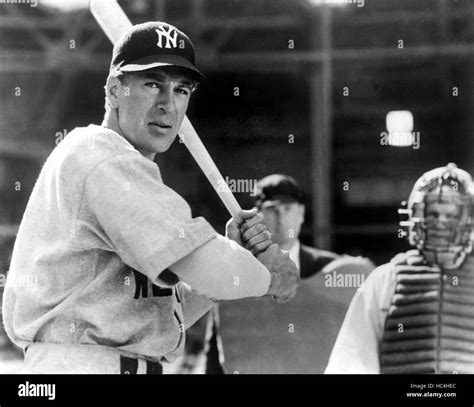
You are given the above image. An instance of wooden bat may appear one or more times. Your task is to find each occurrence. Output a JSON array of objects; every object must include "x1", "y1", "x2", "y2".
[{"x1": 90, "y1": 0, "x2": 242, "y2": 217}]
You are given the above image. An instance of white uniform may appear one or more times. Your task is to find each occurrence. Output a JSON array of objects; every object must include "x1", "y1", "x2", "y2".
[
  {"x1": 325, "y1": 263, "x2": 396, "y2": 374},
  {"x1": 2, "y1": 124, "x2": 270, "y2": 373}
]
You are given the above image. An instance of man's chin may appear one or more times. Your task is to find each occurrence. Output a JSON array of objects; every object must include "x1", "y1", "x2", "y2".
[
  {"x1": 155, "y1": 146, "x2": 171, "y2": 154},
  {"x1": 148, "y1": 133, "x2": 177, "y2": 153},
  {"x1": 154, "y1": 139, "x2": 176, "y2": 153}
]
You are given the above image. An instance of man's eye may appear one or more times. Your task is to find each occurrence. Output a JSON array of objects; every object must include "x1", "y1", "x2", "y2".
[
  {"x1": 176, "y1": 87, "x2": 190, "y2": 96},
  {"x1": 145, "y1": 82, "x2": 161, "y2": 89}
]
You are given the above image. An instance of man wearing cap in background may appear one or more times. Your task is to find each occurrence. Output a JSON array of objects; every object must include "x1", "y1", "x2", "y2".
[
  {"x1": 2, "y1": 22, "x2": 300, "y2": 374},
  {"x1": 255, "y1": 174, "x2": 342, "y2": 278}
]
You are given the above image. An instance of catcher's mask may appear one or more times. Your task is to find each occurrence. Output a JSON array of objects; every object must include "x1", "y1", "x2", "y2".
[{"x1": 399, "y1": 163, "x2": 474, "y2": 269}]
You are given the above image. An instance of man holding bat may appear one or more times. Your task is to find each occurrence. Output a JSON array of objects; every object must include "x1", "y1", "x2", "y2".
[{"x1": 2, "y1": 21, "x2": 299, "y2": 374}]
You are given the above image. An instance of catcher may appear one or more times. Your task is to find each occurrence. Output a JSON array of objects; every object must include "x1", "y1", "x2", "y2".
[{"x1": 326, "y1": 163, "x2": 474, "y2": 374}]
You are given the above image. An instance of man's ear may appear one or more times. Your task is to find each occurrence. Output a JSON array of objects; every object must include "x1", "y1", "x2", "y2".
[{"x1": 106, "y1": 75, "x2": 122, "y2": 109}]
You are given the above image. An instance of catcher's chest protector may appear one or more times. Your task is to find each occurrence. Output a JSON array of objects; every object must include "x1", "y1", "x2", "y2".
[{"x1": 380, "y1": 255, "x2": 474, "y2": 374}]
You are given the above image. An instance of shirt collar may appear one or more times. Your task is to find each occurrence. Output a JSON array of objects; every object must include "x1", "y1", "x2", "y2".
[{"x1": 287, "y1": 240, "x2": 301, "y2": 270}]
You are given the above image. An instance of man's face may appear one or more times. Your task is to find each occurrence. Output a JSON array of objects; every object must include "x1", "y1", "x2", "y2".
[
  {"x1": 260, "y1": 202, "x2": 305, "y2": 247},
  {"x1": 113, "y1": 67, "x2": 195, "y2": 155},
  {"x1": 425, "y1": 197, "x2": 462, "y2": 247}
]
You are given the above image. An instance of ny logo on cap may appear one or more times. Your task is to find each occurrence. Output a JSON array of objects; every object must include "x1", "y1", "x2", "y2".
[{"x1": 156, "y1": 25, "x2": 178, "y2": 49}]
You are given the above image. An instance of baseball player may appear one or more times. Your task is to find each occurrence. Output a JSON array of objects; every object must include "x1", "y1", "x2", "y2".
[
  {"x1": 326, "y1": 163, "x2": 474, "y2": 374},
  {"x1": 2, "y1": 21, "x2": 299, "y2": 374}
]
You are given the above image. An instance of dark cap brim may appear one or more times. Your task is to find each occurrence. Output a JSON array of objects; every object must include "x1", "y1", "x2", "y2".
[{"x1": 117, "y1": 54, "x2": 205, "y2": 82}]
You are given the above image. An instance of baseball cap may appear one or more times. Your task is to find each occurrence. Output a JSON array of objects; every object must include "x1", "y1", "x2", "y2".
[
  {"x1": 254, "y1": 174, "x2": 305, "y2": 209},
  {"x1": 110, "y1": 21, "x2": 205, "y2": 82}
]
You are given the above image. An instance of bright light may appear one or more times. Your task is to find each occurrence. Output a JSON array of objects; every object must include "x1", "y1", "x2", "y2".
[
  {"x1": 387, "y1": 110, "x2": 413, "y2": 133},
  {"x1": 386, "y1": 110, "x2": 414, "y2": 147},
  {"x1": 39, "y1": 0, "x2": 89, "y2": 11}
]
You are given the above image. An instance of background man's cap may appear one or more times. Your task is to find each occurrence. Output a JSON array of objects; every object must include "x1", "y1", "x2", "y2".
[
  {"x1": 110, "y1": 21, "x2": 204, "y2": 81},
  {"x1": 254, "y1": 174, "x2": 305, "y2": 209}
]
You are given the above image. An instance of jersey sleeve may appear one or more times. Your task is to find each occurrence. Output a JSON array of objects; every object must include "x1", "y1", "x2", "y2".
[
  {"x1": 169, "y1": 234, "x2": 271, "y2": 300},
  {"x1": 83, "y1": 152, "x2": 217, "y2": 286},
  {"x1": 325, "y1": 264, "x2": 396, "y2": 374}
]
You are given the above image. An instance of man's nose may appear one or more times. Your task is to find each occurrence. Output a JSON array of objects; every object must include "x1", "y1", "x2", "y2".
[
  {"x1": 156, "y1": 85, "x2": 175, "y2": 113},
  {"x1": 275, "y1": 205, "x2": 286, "y2": 215},
  {"x1": 435, "y1": 215, "x2": 450, "y2": 225},
  {"x1": 275, "y1": 208, "x2": 287, "y2": 222}
]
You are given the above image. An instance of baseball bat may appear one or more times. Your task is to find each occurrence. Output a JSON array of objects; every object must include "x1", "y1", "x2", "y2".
[{"x1": 90, "y1": 0, "x2": 241, "y2": 217}]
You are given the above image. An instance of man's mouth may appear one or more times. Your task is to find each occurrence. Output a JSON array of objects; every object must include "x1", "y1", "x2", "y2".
[
  {"x1": 149, "y1": 122, "x2": 173, "y2": 131},
  {"x1": 426, "y1": 230, "x2": 453, "y2": 246},
  {"x1": 428, "y1": 229, "x2": 451, "y2": 237}
]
